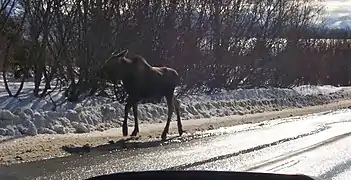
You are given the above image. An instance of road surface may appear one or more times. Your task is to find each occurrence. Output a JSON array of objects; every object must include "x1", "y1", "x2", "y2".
[{"x1": 2, "y1": 109, "x2": 351, "y2": 180}]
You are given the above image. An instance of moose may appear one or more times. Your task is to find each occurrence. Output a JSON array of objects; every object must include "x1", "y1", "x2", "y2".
[{"x1": 100, "y1": 49, "x2": 184, "y2": 140}]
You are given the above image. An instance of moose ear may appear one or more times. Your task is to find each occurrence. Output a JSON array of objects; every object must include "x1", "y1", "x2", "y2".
[{"x1": 114, "y1": 49, "x2": 128, "y2": 57}]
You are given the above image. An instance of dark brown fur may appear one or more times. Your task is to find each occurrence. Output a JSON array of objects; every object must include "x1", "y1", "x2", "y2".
[{"x1": 100, "y1": 49, "x2": 184, "y2": 140}]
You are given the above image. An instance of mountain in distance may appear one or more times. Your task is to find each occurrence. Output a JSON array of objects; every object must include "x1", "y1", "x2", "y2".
[{"x1": 325, "y1": 15, "x2": 351, "y2": 30}]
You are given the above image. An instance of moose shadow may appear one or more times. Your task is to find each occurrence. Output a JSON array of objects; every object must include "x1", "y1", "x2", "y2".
[{"x1": 61, "y1": 136, "x2": 180, "y2": 155}]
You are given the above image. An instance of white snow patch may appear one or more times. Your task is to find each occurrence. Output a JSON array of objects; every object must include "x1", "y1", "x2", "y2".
[{"x1": 292, "y1": 85, "x2": 347, "y2": 96}]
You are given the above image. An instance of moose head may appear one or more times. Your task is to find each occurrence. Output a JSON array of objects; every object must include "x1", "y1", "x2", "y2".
[
  {"x1": 100, "y1": 49, "x2": 152, "y2": 82},
  {"x1": 105, "y1": 49, "x2": 129, "y2": 64},
  {"x1": 99, "y1": 49, "x2": 129, "y2": 82}
]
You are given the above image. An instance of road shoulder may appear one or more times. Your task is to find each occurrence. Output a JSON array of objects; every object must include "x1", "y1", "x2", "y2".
[{"x1": 1, "y1": 99, "x2": 351, "y2": 166}]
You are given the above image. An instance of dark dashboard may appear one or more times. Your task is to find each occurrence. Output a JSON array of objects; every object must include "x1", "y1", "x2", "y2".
[{"x1": 86, "y1": 171, "x2": 322, "y2": 180}]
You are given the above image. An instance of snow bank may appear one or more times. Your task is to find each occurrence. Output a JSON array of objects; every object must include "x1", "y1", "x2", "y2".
[
  {"x1": 291, "y1": 85, "x2": 345, "y2": 96},
  {"x1": 0, "y1": 79, "x2": 350, "y2": 137}
]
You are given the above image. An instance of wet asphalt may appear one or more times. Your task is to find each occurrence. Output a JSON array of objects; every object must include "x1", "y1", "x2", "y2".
[{"x1": 1, "y1": 109, "x2": 351, "y2": 180}]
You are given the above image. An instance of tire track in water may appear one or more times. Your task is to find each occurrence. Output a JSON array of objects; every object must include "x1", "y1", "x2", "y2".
[
  {"x1": 163, "y1": 126, "x2": 330, "y2": 170},
  {"x1": 244, "y1": 131, "x2": 351, "y2": 172}
]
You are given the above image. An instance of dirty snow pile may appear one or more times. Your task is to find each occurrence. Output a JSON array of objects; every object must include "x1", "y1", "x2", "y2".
[{"x1": 0, "y1": 79, "x2": 350, "y2": 137}]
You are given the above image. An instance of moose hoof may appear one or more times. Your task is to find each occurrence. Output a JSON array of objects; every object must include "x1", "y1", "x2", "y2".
[
  {"x1": 122, "y1": 124, "x2": 128, "y2": 136},
  {"x1": 122, "y1": 129, "x2": 128, "y2": 137},
  {"x1": 161, "y1": 133, "x2": 167, "y2": 141},
  {"x1": 179, "y1": 129, "x2": 185, "y2": 136},
  {"x1": 131, "y1": 130, "x2": 139, "y2": 137}
]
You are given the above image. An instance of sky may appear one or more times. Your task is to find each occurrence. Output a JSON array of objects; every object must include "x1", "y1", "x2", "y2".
[
  {"x1": 325, "y1": 0, "x2": 351, "y2": 17},
  {"x1": 324, "y1": 0, "x2": 351, "y2": 29}
]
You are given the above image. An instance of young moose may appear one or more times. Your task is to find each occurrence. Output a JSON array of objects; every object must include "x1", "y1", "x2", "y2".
[{"x1": 100, "y1": 49, "x2": 184, "y2": 140}]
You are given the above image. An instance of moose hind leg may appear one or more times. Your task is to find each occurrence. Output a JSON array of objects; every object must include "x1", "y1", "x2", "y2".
[
  {"x1": 173, "y1": 96, "x2": 184, "y2": 136},
  {"x1": 131, "y1": 103, "x2": 139, "y2": 136},
  {"x1": 123, "y1": 101, "x2": 133, "y2": 136},
  {"x1": 161, "y1": 95, "x2": 174, "y2": 140}
]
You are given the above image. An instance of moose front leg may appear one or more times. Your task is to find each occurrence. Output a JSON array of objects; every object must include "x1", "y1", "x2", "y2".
[
  {"x1": 131, "y1": 103, "x2": 139, "y2": 136},
  {"x1": 173, "y1": 97, "x2": 184, "y2": 136},
  {"x1": 162, "y1": 95, "x2": 174, "y2": 140},
  {"x1": 123, "y1": 101, "x2": 133, "y2": 136}
]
